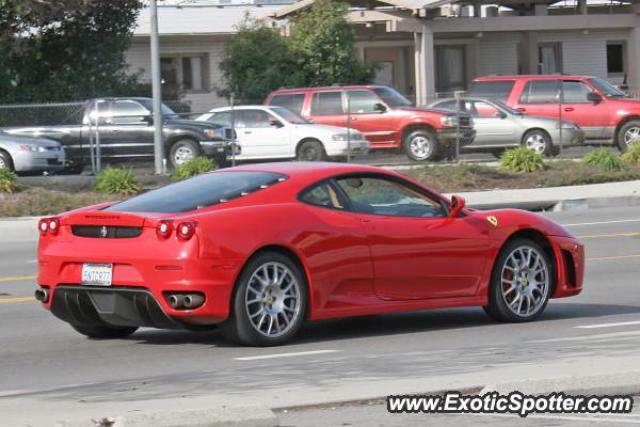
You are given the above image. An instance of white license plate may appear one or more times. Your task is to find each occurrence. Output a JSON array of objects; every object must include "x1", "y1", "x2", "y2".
[{"x1": 81, "y1": 263, "x2": 113, "y2": 286}]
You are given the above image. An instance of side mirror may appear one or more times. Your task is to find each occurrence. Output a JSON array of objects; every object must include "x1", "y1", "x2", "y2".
[
  {"x1": 449, "y1": 195, "x2": 466, "y2": 217},
  {"x1": 496, "y1": 111, "x2": 508, "y2": 119},
  {"x1": 269, "y1": 118, "x2": 284, "y2": 128},
  {"x1": 143, "y1": 115, "x2": 154, "y2": 125},
  {"x1": 587, "y1": 92, "x2": 603, "y2": 104},
  {"x1": 373, "y1": 103, "x2": 387, "y2": 113}
]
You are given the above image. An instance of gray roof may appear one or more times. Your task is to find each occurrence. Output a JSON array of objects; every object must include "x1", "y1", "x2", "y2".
[{"x1": 134, "y1": 4, "x2": 287, "y2": 36}]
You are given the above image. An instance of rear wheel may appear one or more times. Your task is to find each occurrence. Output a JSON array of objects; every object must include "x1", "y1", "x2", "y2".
[
  {"x1": 0, "y1": 150, "x2": 14, "y2": 171},
  {"x1": 71, "y1": 324, "x2": 138, "y2": 339},
  {"x1": 404, "y1": 129, "x2": 441, "y2": 161},
  {"x1": 616, "y1": 120, "x2": 640, "y2": 152},
  {"x1": 222, "y1": 251, "x2": 307, "y2": 346},
  {"x1": 484, "y1": 238, "x2": 553, "y2": 322},
  {"x1": 169, "y1": 139, "x2": 201, "y2": 168},
  {"x1": 522, "y1": 130, "x2": 555, "y2": 157},
  {"x1": 296, "y1": 140, "x2": 326, "y2": 161}
]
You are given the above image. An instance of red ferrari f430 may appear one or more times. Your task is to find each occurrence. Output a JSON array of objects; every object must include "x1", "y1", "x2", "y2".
[{"x1": 36, "y1": 162, "x2": 584, "y2": 346}]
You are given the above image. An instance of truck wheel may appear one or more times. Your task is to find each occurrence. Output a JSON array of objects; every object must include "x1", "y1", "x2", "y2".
[
  {"x1": 404, "y1": 129, "x2": 441, "y2": 161},
  {"x1": 296, "y1": 140, "x2": 326, "y2": 161},
  {"x1": 169, "y1": 139, "x2": 201, "y2": 168},
  {"x1": 616, "y1": 120, "x2": 640, "y2": 152},
  {"x1": 0, "y1": 150, "x2": 14, "y2": 171},
  {"x1": 522, "y1": 130, "x2": 554, "y2": 157}
]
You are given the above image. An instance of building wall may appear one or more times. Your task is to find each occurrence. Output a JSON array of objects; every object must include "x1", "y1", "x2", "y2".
[
  {"x1": 475, "y1": 34, "x2": 520, "y2": 77},
  {"x1": 125, "y1": 36, "x2": 230, "y2": 113}
]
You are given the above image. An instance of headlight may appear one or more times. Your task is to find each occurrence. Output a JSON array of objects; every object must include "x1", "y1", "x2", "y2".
[
  {"x1": 204, "y1": 128, "x2": 218, "y2": 139},
  {"x1": 332, "y1": 133, "x2": 362, "y2": 141},
  {"x1": 19, "y1": 144, "x2": 46, "y2": 152},
  {"x1": 439, "y1": 116, "x2": 459, "y2": 127}
]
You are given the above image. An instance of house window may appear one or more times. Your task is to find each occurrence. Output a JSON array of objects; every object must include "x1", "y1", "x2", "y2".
[
  {"x1": 160, "y1": 54, "x2": 208, "y2": 96},
  {"x1": 607, "y1": 42, "x2": 625, "y2": 76},
  {"x1": 538, "y1": 43, "x2": 562, "y2": 74}
]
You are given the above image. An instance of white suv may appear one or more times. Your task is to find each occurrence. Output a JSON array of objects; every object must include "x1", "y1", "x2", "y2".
[{"x1": 196, "y1": 106, "x2": 369, "y2": 161}]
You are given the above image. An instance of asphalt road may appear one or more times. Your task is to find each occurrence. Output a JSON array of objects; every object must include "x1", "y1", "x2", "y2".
[{"x1": 0, "y1": 206, "x2": 639, "y2": 426}]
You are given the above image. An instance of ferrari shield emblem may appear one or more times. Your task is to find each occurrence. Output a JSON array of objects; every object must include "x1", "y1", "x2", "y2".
[{"x1": 487, "y1": 216, "x2": 499, "y2": 227}]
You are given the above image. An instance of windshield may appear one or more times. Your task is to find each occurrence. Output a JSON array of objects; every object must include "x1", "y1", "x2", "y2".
[
  {"x1": 137, "y1": 99, "x2": 179, "y2": 118},
  {"x1": 589, "y1": 77, "x2": 626, "y2": 98},
  {"x1": 105, "y1": 171, "x2": 286, "y2": 213},
  {"x1": 372, "y1": 87, "x2": 413, "y2": 108},
  {"x1": 489, "y1": 99, "x2": 522, "y2": 115},
  {"x1": 269, "y1": 106, "x2": 310, "y2": 124}
]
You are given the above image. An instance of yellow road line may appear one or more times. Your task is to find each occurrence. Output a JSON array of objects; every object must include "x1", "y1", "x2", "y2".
[
  {"x1": 587, "y1": 254, "x2": 640, "y2": 261},
  {"x1": 0, "y1": 275, "x2": 37, "y2": 283},
  {"x1": 0, "y1": 296, "x2": 36, "y2": 303},
  {"x1": 577, "y1": 232, "x2": 640, "y2": 239}
]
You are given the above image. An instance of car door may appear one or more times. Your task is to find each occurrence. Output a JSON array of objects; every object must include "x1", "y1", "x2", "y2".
[
  {"x1": 512, "y1": 79, "x2": 561, "y2": 120},
  {"x1": 307, "y1": 91, "x2": 348, "y2": 128},
  {"x1": 101, "y1": 99, "x2": 154, "y2": 159},
  {"x1": 234, "y1": 109, "x2": 291, "y2": 159},
  {"x1": 560, "y1": 80, "x2": 606, "y2": 140},
  {"x1": 344, "y1": 90, "x2": 396, "y2": 147},
  {"x1": 466, "y1": 100, "x2": 518, "y2": 146},
  {"x1": 334, "y1": 174, "x2": 492, "y2": 300}
]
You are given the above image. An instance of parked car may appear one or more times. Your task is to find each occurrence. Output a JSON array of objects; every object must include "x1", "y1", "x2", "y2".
[
  {"x1": 265, "y1": 85, "x2": 475, "y2": 161},
  {"x1": 429, "y1": 97, "x2": 584, "y2": 156},
  {"x1": 469, "y1": 75, "x2": 640, "y2": 151},
  {"x1": 35, "y1": 162, "x2": 583, "y2": 346},
  {"x1": 3, "y1": 98, "x2": 237, "y2": 171},
  {"x1": 0, "y1": 131, "x2": 65, "y2": 174},
  {"x1": 196, "y1": 105, "x2": 369, "y2": 161}
]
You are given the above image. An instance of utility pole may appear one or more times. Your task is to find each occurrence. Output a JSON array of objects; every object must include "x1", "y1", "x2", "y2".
[{"x1": 150, "y1": 0, "x2": 164, "y2": 175}]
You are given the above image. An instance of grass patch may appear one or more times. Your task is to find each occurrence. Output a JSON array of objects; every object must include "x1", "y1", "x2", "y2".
[
  {"x1": 0, "y1": 187, "x2": 121, "y2": 217},
  {"x1": 95, "y1": 166, "x2": 141, "y2": 195},
  {"x1": 171, "y1": 157, "x2": 216, "y2": 181},
  {"x1": 582, "y1": 148, "x2": 625, "y2": 172},
  {"x1": 500, "y1": 147, "x2": 545, "y2": 173},
  {"x1": 0, "y1": 168, "x2": 17, "y2": 193}
]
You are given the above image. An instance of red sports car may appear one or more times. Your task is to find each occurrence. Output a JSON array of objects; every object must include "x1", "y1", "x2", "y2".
[{"x1": 35, "y1": 162, "x2": 584, "y2": 346}]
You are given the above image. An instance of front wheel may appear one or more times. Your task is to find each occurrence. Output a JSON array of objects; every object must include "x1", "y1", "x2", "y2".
[
  {"x1": 296, "y1": 140, "x2": 326, "y2": 161},
  {"x1": 71, "y1": 324, "x2": 138, "y2": 339},
  {"x1": 616, "y1": 120, "x2": 640, "y2": 152},
  {"x1": 169, "y1": 139, "x2": 201, "y2": 168},
  {"x1": 484, "y1": 238, "x2": 553, "y2": 323},
  {"x1": 404, "y1": 129, "x2": 441, "y2": 161},
  {"x1": 522, "y1": 130, "x2": 555, "y2": 157},
  {"x1": 0, "y1": 150, "x2": 14, "y2": 171},
  {"x1": 222, "y1": 252, "x2": 307, "y2": 346}
]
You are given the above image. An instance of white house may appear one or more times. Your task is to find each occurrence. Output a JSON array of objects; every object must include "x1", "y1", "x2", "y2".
[{"x1": 126, "y1": 0, "x2": 640, "y2": 111}]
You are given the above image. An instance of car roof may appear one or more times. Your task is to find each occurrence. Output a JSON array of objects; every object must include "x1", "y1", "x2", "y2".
[
  {"x1": 474, "y1": 75, "x2": 593, "y2": 81},
  {"x1": 208, "y1": 105, "x2": 271, "y2": 112},
  {"x1": 269, "y1": 85, "x2": 387, "y2": 94}
]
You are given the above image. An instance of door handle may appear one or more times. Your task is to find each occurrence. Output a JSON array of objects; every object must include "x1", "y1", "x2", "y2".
[
  {"x1": 564, "y1": 107, "x2": 574, "y2": 112},
  {"x1": 358, "y1": 217, "x2": 371, "y2": 223},
  {"x1": 517, "y1": 108, "x2": 526, "y2": 112},
  {"x1": 349, "y1": 116, "x2": 358, "y2": 122},
  {"x1": 243, "y1": 131, "x2": 252, "y2": 135}
]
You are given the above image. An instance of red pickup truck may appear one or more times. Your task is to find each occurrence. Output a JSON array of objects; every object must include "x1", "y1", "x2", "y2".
[
  {"x1": 265, "y1": 85, "x2": 475, "y2": 161},
  {"x1": 469, "y1": 75, "x2": 640, "y2": 151}
]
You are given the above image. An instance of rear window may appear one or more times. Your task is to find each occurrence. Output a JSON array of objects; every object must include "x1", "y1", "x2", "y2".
[
  {"x1": 519, "y1": 80, "x2": 560, "y2": 104},
  {"x1": 310, "y1": 91, "x2": 344, "y2": 115},
  {"x1": 268, "y1": 94, "x2": 306, "y2": 114},
  {"x1": 467, "y1": 81, "x2": 515, "y2": 102},
  {"x1": 104, "y1": 171, "x2": 286, "y2": 213}
]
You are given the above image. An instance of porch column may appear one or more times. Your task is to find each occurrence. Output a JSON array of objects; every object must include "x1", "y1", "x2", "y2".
[
  {"x1": 413, "y1": 27, "x2": 435, "y2": 106},
  {"x1": 577, "y1": 0, "x2": 588, "y2": 15},
  {"x1": 629, "y1": 14, "x2": 640, "y2": 91},
  {"x1": 414, "y1": 32, "x2": 423, "y2": 105}
]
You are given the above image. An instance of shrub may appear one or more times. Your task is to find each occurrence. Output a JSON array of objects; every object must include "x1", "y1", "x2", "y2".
[
  {"x1": 582, "y1": 148, "x2": 625, "y2": 171},
  {"x1": 94, "y1": 166, "x2": 140, "y2": 195},
  {"x1": 170, "y1": 157, "x2": 216, "y2": 181},
  {"x1": 500, "y1": 147, "x2": 545, "y2": 173},
  {"x1": 0, "y1": 168, "x2": 17, "y2": 193},
  {"x1": 621, "y1": 143, "x2": 640, "y2": 166}
]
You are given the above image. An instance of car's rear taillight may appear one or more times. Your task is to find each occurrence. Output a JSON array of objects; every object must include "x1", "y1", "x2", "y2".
[
  {"x1": 176, "y1": 221, "x2": 197, "y2": 241},
  {"x1": 39, "y1": 217, "x2": 59, "y2": 236},
  {"x1": 156, "y1": 220, "x2": 173, "y2": 239}
]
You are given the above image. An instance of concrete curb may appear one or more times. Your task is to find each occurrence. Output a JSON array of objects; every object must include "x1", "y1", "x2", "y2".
[{"x1": 57, "y1": 405, "x2": 278, "y2": 427}]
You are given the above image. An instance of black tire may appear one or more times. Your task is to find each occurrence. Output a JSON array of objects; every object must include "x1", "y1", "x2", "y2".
[
  {"x1": 0, "y1": 150, "x2": 14, "y2": 172},
  {"x1": 522, "y1": 129, "x2": 555, "y2": 157},
  {"x1": 71, "y1": 324, "x2": 138, "y2": 339},
  {"x1": 296, "y1": 139, "x2": 326, "y2": 161},
  {"x1": 403, "y1": 129, "x2": 441, "y2": 161},
  {"x1": 169, "y1": 139, "x2": 201, "y2": 168},
  {"x1": 222, "y1": 251, "x2": 308, "y2": 346},
  {"x1": 484, "y1": 238, "x2": 554, "y2": 323},
  {"x1": 616, "y1": 120, "x2": 640, "y2": 152}
]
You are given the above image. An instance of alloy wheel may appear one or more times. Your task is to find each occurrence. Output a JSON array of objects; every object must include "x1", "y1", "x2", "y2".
[
  {"x1": 244, "y1": 262, "x2": 301, "y2": 338},
  {"x1": 409, "y1": 135, "x2": 433, "y2": 160},
  {"x1": 624, "y1": 126, "x2": 640, "y2": 146},
  {"x1": 500, "y1": 246, "x2": 550, "y2": 317},
  {"x1": 0, "y1": 157, "x2": 6, "y2": 169},
  {"x1": 174, "y1": 146, "x2": 195, "y2": 165}
]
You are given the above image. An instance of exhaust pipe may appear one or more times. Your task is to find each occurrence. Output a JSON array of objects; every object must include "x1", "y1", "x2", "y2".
[
  {"x1": 168, "y1": 294, "x2": 185, "y2": 309},
  {"x1": 34, "y1": 288, "x2": 49, "y2": 303},
  {"x1": 183, "y1": 294, "x2": 204, "y2": 309}
]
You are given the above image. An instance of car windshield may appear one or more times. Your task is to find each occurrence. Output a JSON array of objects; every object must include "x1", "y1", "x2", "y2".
[
  {"x1": 589, "y1": 77, "x2": 627, "y2": 98},
  {"x1": 269, "y1": 106, "x2": 310, "y2": 124},
  {"x1": 137, "y1": 99, "x2": 180, "y2": 118},
  {"x1": 489, "y1": 99, "x2": 522, "y2": 115},
  {"x1": 372, "y1": 87, "x2": 413, "y2": 107},
  {"x1": 104, "y1": 171, "x2": 286, "y2": 213}
]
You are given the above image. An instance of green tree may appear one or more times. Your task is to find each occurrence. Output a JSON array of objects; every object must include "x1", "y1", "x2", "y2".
[
  {"x1": 289, "y1": 0, "x2": 377, "y2": 86},
  {"x1": 0, "y1": 0, "x2": 146, "y2": 103},
  {"x1": 219, "y1": 15, "x2": 299, "y2": 103}
]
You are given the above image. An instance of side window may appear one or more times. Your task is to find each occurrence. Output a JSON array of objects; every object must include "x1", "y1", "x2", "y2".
[
  {"x1": 336, "y1": 176, "x2": 445, "y2": 218},
  {"x1": 519, "y1": 80, "x2": 560, "y2": 104},
  {"x1": 436, "y1": 100, "x2": 457, "y2": 110},
  {"x1": 471, "y1": 101, "x2": 500, "y2": 118},
  {"x1": 310, "y1": 91, "x2": 344, "y2": 115},
  {"x1": 562, "y1": 81, "x2": 592, "y2": 103},
  {"x1": 111, "y1": 100, "x2": 149, "y2": 124},
  {"x1": 206, "y1": 111, "x2": 232, "y2": 127},
  {"x1": 300, "y1": 183, "x2": 344, "y2": 210},
  {"x1": 346, "y1": 90, "x2": 380, "y2": 114},
  {"x1": 269, "y1": 94, "x2": 305, "y2": 115},
  {"x1": 236, "y1": 110, "x2": 271, "y2": 128}
]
